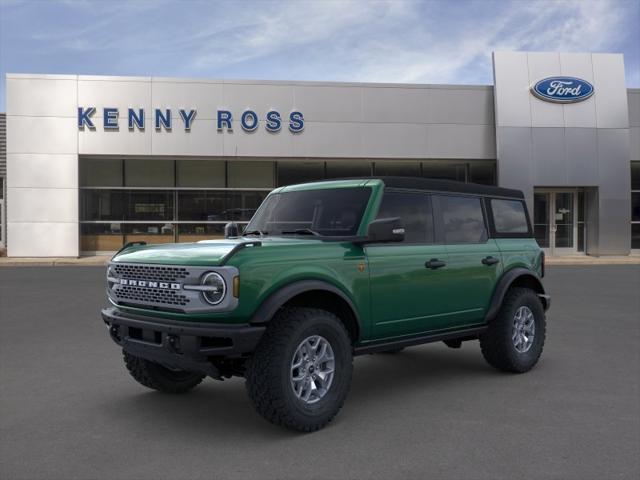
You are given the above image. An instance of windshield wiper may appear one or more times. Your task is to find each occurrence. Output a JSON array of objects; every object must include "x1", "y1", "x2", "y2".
[
  {"x1": 281, "y1": 228, "x2": 321, "y2": 236},
  {"x1": 243, "y1": 230, "x2": 268, "y2": 237}
]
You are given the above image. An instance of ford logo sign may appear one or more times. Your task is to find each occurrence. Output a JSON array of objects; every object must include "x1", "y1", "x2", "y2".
[{"x1": 531, "y1": 77, "x2": 594, "y2": 103}]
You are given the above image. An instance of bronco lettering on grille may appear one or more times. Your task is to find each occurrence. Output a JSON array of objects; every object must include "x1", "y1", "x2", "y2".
[{"x1": 119, "y1": 279, "x2": 181, "y2": 290}]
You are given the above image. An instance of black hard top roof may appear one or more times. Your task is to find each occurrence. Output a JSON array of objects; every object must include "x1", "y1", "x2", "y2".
[{"x1": 334, "y1": 177, "x2": 525, "y2": 199}]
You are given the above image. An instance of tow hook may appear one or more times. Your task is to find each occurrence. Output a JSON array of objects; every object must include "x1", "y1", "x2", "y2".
[
  {"x1": 108, "y1": 324, "x2": 121, "y2": 342},
  {"x1": 166, "y1": 335, "x2": 180, "y2": 353}
]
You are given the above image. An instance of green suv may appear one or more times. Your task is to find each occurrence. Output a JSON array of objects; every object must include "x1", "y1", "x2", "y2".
[{"x1": 102, "y1": 177, "x2": 550, "y2": 431}]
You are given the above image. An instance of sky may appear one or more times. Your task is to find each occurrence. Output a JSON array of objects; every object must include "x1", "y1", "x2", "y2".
[{"x1": 0, "y1": 0, "x2": 639, "y2": 111}]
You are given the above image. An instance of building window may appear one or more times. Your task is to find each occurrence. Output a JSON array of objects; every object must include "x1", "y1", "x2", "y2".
[
  {"x1": 125, "y1": 159, "x2": 174, "y2": 187},
  {"x1": 325, "y1": 160, "x2": 372, "y2": 179},
  {"x1": 468, "y1": 162, "x2": 496, "y2": 185},
  {"x1": 277, "y1": 161, "x2": 325, "y2": 186},
  {"x1": 177, "y1": 160, "x2": 225, "y2": 188},
  {"x1": 79, "y1": 156, "x2": 498, "y2": 252},
  {"x1": 422, "y1": 161, "x2": 466, "y2": 182},
  {"x1": 632, "y1": 162, "x2": 640, "y2": 250},
  {"x1": 80, "y1": 157, "x2": 273, "y2": 252},
  {"x1": 228, "y1": 161, "x2": 274, "y2": 188},
  {"x1": 80, "y1": 158, "x2": 123, "y2": 187},
  {"x1": 374, "y1": 161, "x2": 420, "y2": 177}
]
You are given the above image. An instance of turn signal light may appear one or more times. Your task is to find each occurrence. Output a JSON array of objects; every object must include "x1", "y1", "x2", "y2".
[{"x1": 233, "y1": 276, "x2": 240, "y2": 298}]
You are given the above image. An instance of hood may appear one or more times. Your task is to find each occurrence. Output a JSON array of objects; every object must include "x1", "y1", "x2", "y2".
[{"x1": 112, "y1": 237, "x2": 323, "y2": 266}]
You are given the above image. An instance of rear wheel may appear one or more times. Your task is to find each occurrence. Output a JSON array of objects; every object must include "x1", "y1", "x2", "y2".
[
  {"x1": 123, "y1": 351, "x2": 205, "y2": 393},
  {"x1": 245, "y1": 307, "x2": 353, "y2": 432},
  {"x1": 479, "y1": 287, "x2": 546, "y2": 373}
]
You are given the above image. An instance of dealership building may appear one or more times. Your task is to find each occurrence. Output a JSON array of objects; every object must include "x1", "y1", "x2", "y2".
[{"x1": 1, "y1": 51, "x2": 639, "y2": 257}]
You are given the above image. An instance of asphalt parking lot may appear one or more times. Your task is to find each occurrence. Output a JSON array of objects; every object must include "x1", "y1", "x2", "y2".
[{"x1": 0, "y1": 265, "x2": 638, "y2": 480}]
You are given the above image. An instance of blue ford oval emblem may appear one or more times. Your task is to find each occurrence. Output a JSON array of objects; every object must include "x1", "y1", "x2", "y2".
[{"x1": 531, "y1": 76, "x2": 594, "y2": 103}]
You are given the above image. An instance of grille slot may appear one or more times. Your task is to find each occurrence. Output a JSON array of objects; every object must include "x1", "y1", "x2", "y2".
[
  {"x1": 115, "y1": 285, "x2": 191, "y2": 307},
  {"x1": 113, "y1": 264, "x2": 189, "y2": 283}
]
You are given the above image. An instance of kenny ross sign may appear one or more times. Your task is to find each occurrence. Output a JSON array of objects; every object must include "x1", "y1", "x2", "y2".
[{"x1": 78, "y1": 107, "x2": 304, "y2": 133}]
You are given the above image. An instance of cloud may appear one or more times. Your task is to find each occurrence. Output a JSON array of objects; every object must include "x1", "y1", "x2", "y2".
[
  {"x1": 179, "y1": 0, "x2": 637, "y2": 85},
  {"x1": 0, "y1": 0, "x2": 637, "y2": 110}
]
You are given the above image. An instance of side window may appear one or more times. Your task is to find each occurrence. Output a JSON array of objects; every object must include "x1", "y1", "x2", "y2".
[
  {"x1": 491, "y1": 199, "x2": 529, "y2": 234},
  {"x1": 438, "y1": 195, "x2": 487, "y2": 244},
  {"x1": 376, "y1": 191, "x2": 434, "y2": 243}
]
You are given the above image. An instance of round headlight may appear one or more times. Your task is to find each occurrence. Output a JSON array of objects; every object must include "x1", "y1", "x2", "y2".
[{"x1": 201, "y1": 272, "x2": 226, "y2": 305}]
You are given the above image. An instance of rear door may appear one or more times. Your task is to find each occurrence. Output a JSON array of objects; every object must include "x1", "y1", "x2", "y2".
[
  {"x1": 366, "y1": 190, "x2": 453, "y2": 340},
  {"x1": 433, "y1": 194, "x2": 503, "y2": 327}
]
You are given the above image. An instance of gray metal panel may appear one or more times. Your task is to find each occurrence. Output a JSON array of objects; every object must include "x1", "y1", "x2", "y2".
[
  {"x1": 527, "y1": 52, "x2": 564, "y2": 128},
  {"x1": 560, "y1": 53, "x2": 597, "y2": 128},
  {"x1": 426, "y1": 124, "x2": 495, "y2": 159},
  {"x1": 361, "y1": 87, "x2": 430, "y2": 124},
  {"x1": 597, "y1": 199, "x2": 631, "y2": 254},
  {"x1": 495, "y1": 126, "x2": 534, "y2": 198},
  {"x1": 531, "y1": 128, "x2": 566, "y2": 185},
  {"x1": 565, "y1": 128, "x2": 598, "y2": 185},
  {"x1": 592, "y1": 54, "x2": 629, "y2": 129},
  {"x1": 426, "y1": 88, "x2": 495, "y2": 125},
  {"x1": 628, "y1": 90, "x2": 640, "y2": 127},
  {"x1": 0, "y1": 113, "x2": 5, "y2": 177},
  {"x1": 597, "y1": 129, "x2": 631, "y2": 198},
  {"x1": 493, "y1": 51, "x2": 531, "y2": 127},
  {"x1": 361, "y1": 123, "x2": 427, "y2": 158},
  {"x1": 493, "y1": 51, "x2": 632, "y2": 256},
  {"x1": 585, "y1": 188, "x2": 599, "y2": 256},
  {"x1": 596, "y1": 129, "x2": 631, "y2": 255}
]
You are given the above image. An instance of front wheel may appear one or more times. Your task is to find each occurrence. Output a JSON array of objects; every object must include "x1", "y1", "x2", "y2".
[
  {"x1": 479, "y1": 287, "x2": 546, "y2": 373},
  {"x1": 245, "y1": 307, "x2": 353, "y2": 432}
]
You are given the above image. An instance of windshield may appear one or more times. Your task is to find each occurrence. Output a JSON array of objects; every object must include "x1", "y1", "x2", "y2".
[{"x1": 245, "y1": 187, "x2": 372, "y2": 237}]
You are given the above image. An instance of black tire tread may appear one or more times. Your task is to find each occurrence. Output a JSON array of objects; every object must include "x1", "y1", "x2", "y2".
[
  {"x1": 245, "y1": 307, "x2": 353, "y2": 432},
  {"x1": 123, "y1": 350, "x2": 205, "y2": 394},
  {"x1": 479, "y1": 287, "x2": 546, "y2": 373}
]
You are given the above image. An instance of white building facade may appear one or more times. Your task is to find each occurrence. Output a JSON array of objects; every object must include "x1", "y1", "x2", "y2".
[{"x1": 2, "y1": 51, "x2": 639, "y2": 257}]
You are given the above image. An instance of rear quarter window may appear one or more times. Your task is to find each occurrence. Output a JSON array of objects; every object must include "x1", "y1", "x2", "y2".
[{"x1": 491, "y1": 199, "x2": 529, "y2": 234}]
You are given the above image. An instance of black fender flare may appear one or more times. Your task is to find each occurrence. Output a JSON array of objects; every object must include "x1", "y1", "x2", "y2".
[
  {"x1": 249, "y1": 279, "x2": 362, "y2": 336},
  {"x1": 485, "y1": 268, "x2": 548, "y2": 322}
]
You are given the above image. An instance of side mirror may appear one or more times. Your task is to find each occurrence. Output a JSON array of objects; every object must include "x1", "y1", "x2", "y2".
[
  {"x1": 363, "y1": 217, "x2": 405, "y2": 243},
  {"x1": 224, "y1": 222, "x2": 240, "y2": 239}
]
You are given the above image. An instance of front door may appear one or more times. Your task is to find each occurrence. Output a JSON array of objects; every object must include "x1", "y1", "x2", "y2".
[
  {"x1": 366, "y1": 190, "x2": 453, "y2": 340},
  {"x1": 533, "y1": 190, "x2": 579, "y2": 255}
]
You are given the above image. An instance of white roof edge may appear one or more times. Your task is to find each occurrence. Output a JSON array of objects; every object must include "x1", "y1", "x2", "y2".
[{"x1": 5, "y1": 72, "x2": 493, "y2": 90}]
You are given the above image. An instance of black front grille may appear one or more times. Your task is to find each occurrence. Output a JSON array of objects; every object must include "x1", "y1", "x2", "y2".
[
  {"x1": 113, "y1": 264, "x2": 189, "y2": 283},
  {"x1": 115, "y1": 285, "x2": 190, "y2": 307}
]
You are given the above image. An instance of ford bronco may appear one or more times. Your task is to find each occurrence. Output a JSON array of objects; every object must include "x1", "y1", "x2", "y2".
[{"x1": 102, "y1": 177, "x2": 550, "y2": 432}]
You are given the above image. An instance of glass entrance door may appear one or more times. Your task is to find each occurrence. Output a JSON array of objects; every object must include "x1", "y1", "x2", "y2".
[{"x1": 533, "y1": 189, "x2": 580, "y2": 255}]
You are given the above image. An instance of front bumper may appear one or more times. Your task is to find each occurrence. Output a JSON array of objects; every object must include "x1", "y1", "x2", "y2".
[{"x1": 102, "y1": 307, "x2": 265, "y2": 378}]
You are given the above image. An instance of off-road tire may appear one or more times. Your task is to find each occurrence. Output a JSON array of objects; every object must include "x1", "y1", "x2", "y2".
[
  {"x1": 479, "y1": 287, "x2": 546, "y2": 373},
  {"x1": 245, "y1": 307, "x2": 353, "y2": 432},
  {"x1": 123, "y1": 350, "x2": 205, "y2": 393}
]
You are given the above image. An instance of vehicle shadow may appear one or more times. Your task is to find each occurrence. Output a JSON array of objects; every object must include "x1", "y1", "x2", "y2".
[{"x1": 101, "y1": 344, "x2": 499, "y2": 438}]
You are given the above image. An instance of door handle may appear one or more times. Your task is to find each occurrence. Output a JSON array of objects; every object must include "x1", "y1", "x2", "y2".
[
  {"x1": 425, "y1": 258, "x2": 446, "y2": 269},
  {"x1": 481, "y1": 256, "x2": 500, "y2": 266}
]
